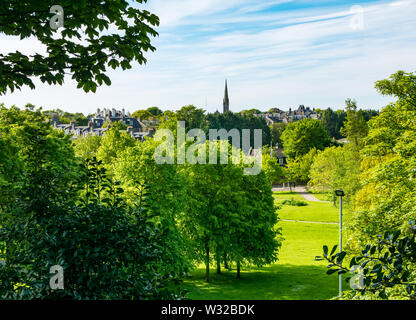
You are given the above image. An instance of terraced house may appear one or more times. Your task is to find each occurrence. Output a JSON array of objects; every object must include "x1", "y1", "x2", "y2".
[
  {"x1": 255, "y1": 105, "x2": 321, "y2": 125},
  {"x1": 52, "y1": 108, "x2": 157, "y2": 141}
]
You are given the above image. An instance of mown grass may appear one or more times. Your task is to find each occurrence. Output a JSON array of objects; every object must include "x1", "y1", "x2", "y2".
[
  {"x1": 309, "y1": 191, "x2": 333, "y2": 202},
  {"x1": 278, "y1": 201, "x2": 341, "y2": 223},
  {"x1": 183, "y1": 195, "x2": 344, "y2": 300}
]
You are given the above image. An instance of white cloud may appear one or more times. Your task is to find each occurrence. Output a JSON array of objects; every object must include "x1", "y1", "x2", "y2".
[{"x1": 1, "y1": 0, "x2": 416, "y2": 114}]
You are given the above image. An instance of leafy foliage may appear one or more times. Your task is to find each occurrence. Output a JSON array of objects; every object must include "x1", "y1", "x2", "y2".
[
  {"x1": 182, "y1": 141, "x2": 282, "y2": 281},
  {"x1": 350, "y1": 71, "x2": 416, "y2": 244},
  {"x1": 96, "y1": 124, "x2": 135, "y2": 167},
  {"x1": 0, "y1": 0, "x2": 159, "y2": 94},
  {"x1": 0, "y1": 107, "x2": 187, "y2": 299},
  {"x1": 321, "y1": 108, "x2": 346, "y2": 140},
  {"x1": 270, "y1": 122, "x2": 287, "y2": 147},
  {"x1": 113, "y1": 138, "x2": 193, "y2": 278},
  {"x1": 286, "y1": 148, "x2": 318, "y2": 184},
  {"x1": 316, "y1": 226, "x2": 416, "y2": 300},
  {"x1": 281, "y1": 198, "x2": 308, "y2": 207},
  {"x1": 73, "y1": 134, "x2": 102, "y2": 160},
  {"x1": 261, "y1": 147, "x2": 284, "y2": 185},
  {"x1": 207, "y1": 111, "x2": 272, "y2": 148},
  {"x1": 281, "y1": 118, "x2": 330, "y2": 159},
  {"x1": 340, "y1": 99, "x2": 368, "y2": 150},
  {"x1": 308, "y1": 145, "x2": 361, "y2": 202}
]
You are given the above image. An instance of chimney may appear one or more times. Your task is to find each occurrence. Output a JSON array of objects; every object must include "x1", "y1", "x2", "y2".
[
  {"x1": 88, "y1": 120, "x2": 94, "y2": 130},
  {"x1": 51, "y1": 113, "x2": 59, "y2": 128}
]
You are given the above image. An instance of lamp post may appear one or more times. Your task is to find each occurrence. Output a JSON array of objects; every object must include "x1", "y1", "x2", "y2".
[{"x1": 335, "y1": 189, "x2": 345, "y2": 298}]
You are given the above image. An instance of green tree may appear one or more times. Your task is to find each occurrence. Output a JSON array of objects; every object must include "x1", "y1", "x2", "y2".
[
  {"x1": 231, "y1": 169, "x2": 282, "y2": 279},
  {"x1": 350, "y1": 71, "x2": 416, "y2": 246},
  {"x1": 183, "y1": 141, "x2": 281, "y2": 281},
  {"x1": 0, "y1": 1, "x2": 159, "y2": 94},
  {"x1": 96, "y1": 125, "x2": 135, "y2": 168},
  {"x1": 132, "y1": 109, "x2": 152, "y2": 120},
  {"x1": 262, "y1": 147, "x2": 284, "y2": 185},
  {"x1": 73, "y1": 134, "x2": 102, "y2": 160},
  {"x1": 270, "y1": 122, "x2": 287, "y2": 147},
  {"x1": 147, "y1": 106, "x2": 163, "y2": 117},
  {"x1": 176, "y1": 105, "x2": 207, "y2": 132},
  {"x1": 0, "y1": 107, "x2": 188, "y2": 299},
  {"x1": 207, "y1": 111, "x2": 272, "y2": 148},
  {"x1": 281, "y1": 118, "x2": 330, "y2": 159},
  {"x1": 42, "y1": 109, "x2": 89, "y2": 126},
  {"x1": 317, "y1": 227, "x2": 416, "y2": 300},
  {"x1": 287, "y1": 148, "x2": 318, "y2": 184},
  {"x1": 321, "y1": 108, "x2": 346, "y2": 139},
  {"x1": 0, "y1": 157, "x2": 187, "y2": 299},
  {"x1": 0, "y1": 105, "x2": 82, "y2": 208},
  {"x1": 375, "y1": 70, "x2": 416, "y2": 106},
  {"x1": 308, "y1": 145, "x2": 361, "y2": 203},
  {"x1": 113, "y1": 137, "x2": 192, "y2": 278},
  {"x1": 340, "y1": 99, "x2": 368, "y2": 149},
  {"x1": 239, "y1": 109, "x2": 261, "y2": 116}
]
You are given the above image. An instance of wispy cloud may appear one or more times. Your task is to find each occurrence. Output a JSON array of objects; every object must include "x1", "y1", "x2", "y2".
[{"x1": 1, "y1": 0, "x2": 416, "y2": 114}]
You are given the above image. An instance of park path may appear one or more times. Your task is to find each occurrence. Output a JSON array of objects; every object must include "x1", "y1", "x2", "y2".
[
  {"x1": 296, "y1": 188, "x2": 323, "y2": 202},
  {"x1": 272, "y1": 186, "x2": 324, "y2": 202}
]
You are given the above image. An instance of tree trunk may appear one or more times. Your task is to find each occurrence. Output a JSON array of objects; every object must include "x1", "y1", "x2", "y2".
[
  {"x1": 205, "y1": 242, "x2": 210, "y2": 282},
  {"x1": 223, "y1": 252, "x2": 229, "y2": 270},
  {"x1": 216, "y1": 253, "x2": 221, "y2": 274},
  {"x1": 236, "y1": 260, "x2": 241, "y2": 279}
]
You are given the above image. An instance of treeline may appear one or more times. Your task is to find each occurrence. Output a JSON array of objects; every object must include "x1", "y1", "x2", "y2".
[
  {"x1": 307, "y1": 71, "x2": 416, "y2": 299},
  {"x1": 43, "y1": 103, "x2": 378, "y2": 150},
  {"x1": 0, "y1": 104, "x2": 283, "y2": 299}
]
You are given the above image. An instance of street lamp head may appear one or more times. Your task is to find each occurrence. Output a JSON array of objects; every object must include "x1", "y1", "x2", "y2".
[{"x1": 335, "y1": 189, "x2": 345, "y2": 197}]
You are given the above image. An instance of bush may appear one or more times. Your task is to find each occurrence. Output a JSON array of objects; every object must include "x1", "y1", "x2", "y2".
[
  {"x1": 0, "y1": 108, "x2": 189, "y2": 300},
  {"x1": 317, "y1": 225, "x2": 416, "y2": 300},
  {"x1": 281, "y1": 198, "x2": 308, "y2": 207}
]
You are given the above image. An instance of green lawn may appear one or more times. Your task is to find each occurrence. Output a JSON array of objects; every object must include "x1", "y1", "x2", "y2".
[
  {"x1": 183, "y1": 198, "x2": 344, "y2": 300},
  {"x1": 309, "y1": 191, "x2": 333, "y2": 202},
  {"x1": 278, "y1": 201, "x2": 342, "y2": 223}
]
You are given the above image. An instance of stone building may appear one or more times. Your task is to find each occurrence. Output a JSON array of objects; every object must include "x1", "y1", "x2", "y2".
[
  {"x1": 52, "y1": 108, "x2": 157, "y2": 141},
  {"x1": 255, "y1": 105, "x2": 321, "y2": 125}
]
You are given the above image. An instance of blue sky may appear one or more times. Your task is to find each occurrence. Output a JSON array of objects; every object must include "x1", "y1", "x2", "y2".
[{"x1": 1, "y1": 0, "x2": 416, "y2": 114}]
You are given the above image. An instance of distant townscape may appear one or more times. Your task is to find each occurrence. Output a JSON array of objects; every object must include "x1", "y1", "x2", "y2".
[
  {"x1": 254, "y1": 105, "x2": 321, "y2": 125},
  {"x1": 52, "y1": 108, "x2": 158, "y2": 141},
  {"x1": 50, "y1": 81, "x2": 320, "y2": 141}
]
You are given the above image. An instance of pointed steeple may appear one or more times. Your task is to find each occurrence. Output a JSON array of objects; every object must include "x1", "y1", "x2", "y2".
[{"x1": 223, "y1": 79, "x2": 230, "y2": 113}]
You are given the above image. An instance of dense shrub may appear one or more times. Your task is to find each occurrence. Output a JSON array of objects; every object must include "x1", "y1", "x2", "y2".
[
  {"x1": 0, "y1": 108, "x2": 188, "y2": 299},
  {"x1": 0, "y1": 157, "x2": 187, "y2": 299},
  {"x1": 281, "y1": 198, "x2": 308, "y2": 207}
]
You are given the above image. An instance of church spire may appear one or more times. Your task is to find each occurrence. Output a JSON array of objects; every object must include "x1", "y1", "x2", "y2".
[{"x1": 223, "y1": 79, "x2": 229, "y2": 113}]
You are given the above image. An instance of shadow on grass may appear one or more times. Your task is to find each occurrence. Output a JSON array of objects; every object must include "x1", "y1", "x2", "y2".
[{"x1": 183, "y1": 264, "x2": 338, "y2": 300}]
